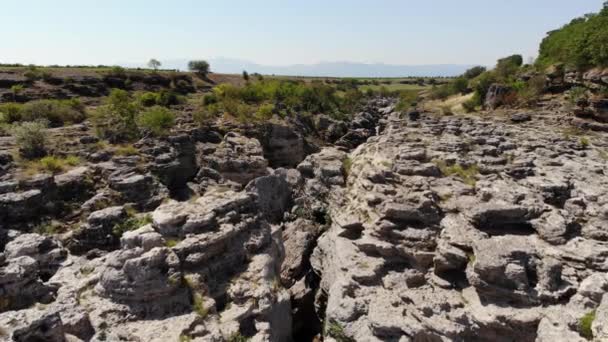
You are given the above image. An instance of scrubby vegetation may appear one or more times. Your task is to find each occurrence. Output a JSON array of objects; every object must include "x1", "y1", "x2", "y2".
[
  {"x1": 21, "y1": 155, "x2": 81, "y2": 175},
  {"x1": 12, "y1": 120, "x2": 49, "y2": 159},
  {"x1": 92, "y1": 89, "x2": 176, "y2": 142},
  {"x1": 537, "y1": 2, "x2": 608, "y2": 69},
  {"x1": 194, "y1": 79, "x2": 367, "y2": 123},
  {"x1": 0, "y1": 99, "x2": 86, "y2": 127},
  {"x1": 136, "y1": 106, "x2": 176, "y2": 137}
]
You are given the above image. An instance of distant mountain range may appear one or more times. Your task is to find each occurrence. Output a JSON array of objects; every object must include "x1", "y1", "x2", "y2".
[{"x1": 123, "y1": 58, "x2": 475, "y2": 77}]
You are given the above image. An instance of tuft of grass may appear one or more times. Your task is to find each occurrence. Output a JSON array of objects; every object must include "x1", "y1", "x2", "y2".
[
  {"x1": 434, "y1": 160, "x2": 479, "y2": 186},
  {"x1": 228, "y1": 332, "x2": 250, "y2": 342},
  {"x1": 33, "y1": 221, "x2": 63, "y2": 235},
  {"x1": 562, "y1": 126, "x2": 587, "y2": 139},
  {"x1": 192, "y1": 292, "x2": 209, "y2": 318},
  {"x1": 179, "y1": 334, "x2": 192, "y2": 342},
  {"x1": 165, "y1": 239, "x2": 181, "y2": 248},
  {"x1": 112, "y1": 213, "x2": 152, "y2": 237},
  {"x1": 342, "y1": 157, "x2": 353, "y2": 176},
  {"x1": 114, "y1": 144, "x2": 139, "y2": 156},
  {"x1": 22, "y1": 155, "x2": 81, "y2": 175},
  {"x1": 579, "y1": 137, "x2": 590, "y2": 148},
  {"x1": 468, "y1": 253, "x2": 476, "y2": 264},
  {"x1": 579, "y1": 310, "x2": 596, "y2": 340},
  {"x1": 325, "y1": 320, "x2": 356, "y2": 342}
]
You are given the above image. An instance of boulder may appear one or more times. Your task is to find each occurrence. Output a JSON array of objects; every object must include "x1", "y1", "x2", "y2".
[
  {"x1": 11, "y1": 313, "x2": 66, "y2": 342},
  {"x1": 199, "y1": 133, "x2": 269, "y2": 186},
  {"x1": 260, "y1": 123, "x2": 306, "y2": 167},
  {"x1": 485, "y1": 83, "x2": 513, "y2": 109}
]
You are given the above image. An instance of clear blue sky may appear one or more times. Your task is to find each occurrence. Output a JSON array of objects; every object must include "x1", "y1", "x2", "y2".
[{"x1": 2, "y1": 0, "x2": 605, "y2": 67}]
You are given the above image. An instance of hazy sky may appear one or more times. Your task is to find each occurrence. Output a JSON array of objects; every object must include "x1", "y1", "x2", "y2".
[{"x1": 2, "y1": 0, "x2": 605, "y2": 67}]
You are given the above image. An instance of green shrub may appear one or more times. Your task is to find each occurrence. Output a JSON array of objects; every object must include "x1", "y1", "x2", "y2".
[
  {"x1": 23, "y1": 66, "x2": 41, "y2": 81},
  {"x1": 255, "y1": 103, "x2": 275, "y2": 120},
  {"x1": 157, "y1": 90, "x2": 181, "y2": 106},
  {"x1": 12, "y1": 120, "x2": 49, "y2": 159},
  {"x1": 136, "y1": 106, "x2": 175, "y2": 136},
  {"x1": 10, "y1": 84, "x2": 24, "y2": 101},
  {"x1": 463, "y1": 66, "x2": 487, "y2": 79},
  {"x1": 341, "y1": 89, "x2": 364, "y2": 113},
  {"x1": 138, "y1": 92, "x2": 159, "y2": 107},
  {"x1": 202, "y1": 93, "x2": 218, "y2": 106},
  {"x1": 395, "y1": 90, "x2": 420, "y2": 111},
  {"x1": 193, "y1": 107, "x2": 219, "y2": 125},
  {"x1": 470, "y1": 71, "x2": 497, "y2": 101},
  {"x1": 20, "y1": 99, "x2": 86, "y2": 127},
  {"x1": 107, "y1": 66, "x2": 127, "y2": 78},
  {"x1": 495, "y1": 55, "x2": 523, "y2": 81},
  {"x1": 0, "y1": 103, "x2": 24, "y2": 123},
  {"x1": 451, "y1": 77, "x2": 469, "y2": 94},
  {"x1": 462, "y1": 93, "x2": 481, "y2": 112},
  {"x1": 201, "y1": 80, "x2": 352, "y2": 121},
  {"x1": 430, "y1": 84, "x2": 453, "y2": 100},
  {"x1": 91, "y1": 89, "x2": 140, "y2": 142}
]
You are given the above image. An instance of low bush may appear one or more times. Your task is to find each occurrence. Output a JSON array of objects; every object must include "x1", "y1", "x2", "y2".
[
  {"x1": 136, "y1": 106, "x2": 175, "y2": 136},
  {"x1": 0, "y1": 103, "x2": 24, "y2": 123},
  {"x1": 138, "y1": 92, "x2": 159, "y2": 107},
  {"x1": 495, "y1": 54, "x2": 523, "y2": 81},
  {"x1": 20, "y1": 99, "x2": 86, "y2": 127},
  {"x1": 463, "y1": 66, "x2": 487, "y2": 79},
  {"x1": 91, "y1": 89, "x2": 140, "y2": 142},
  {"x1": 462, "y1": 93, "x2": 481, "y2": 112},
  {"x1": 157, "y1": 90, "x2": 182, "y2": 106},
  {"x1": 395, "y1": 90, "x2": 420, "y2": 111},
  {"x1": 255, "y1": 103, "x2": 275, "y2": 120},
  {"x1": 198, "y1": 79, "x2": 356, "y2": 122},
  {"x1": 12, "y1": 120, "x2": 49, "y2": 159}
]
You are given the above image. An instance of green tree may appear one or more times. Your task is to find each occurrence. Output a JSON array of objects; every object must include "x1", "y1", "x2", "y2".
[
  {"x1": 188, "y1": 60, "x2": 210, "y2": 77},
  {"x1": 242, "y1": 70, "x2": 250, "y2": 81},
  {"x1": 495, "y1": 55, "x2": 523, "y2": 81},
  {"x1": 463, "y1": 66, "x2": 487, "y2": 79},
  {"x1": 91, "y1": 89, "x2": 140, "y2": 142},
  {"x1": 148, "y1": 58, "x2": 161, "y2": 70}
]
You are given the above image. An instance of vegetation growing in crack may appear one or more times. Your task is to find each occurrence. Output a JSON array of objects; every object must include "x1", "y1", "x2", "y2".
[
  {"x1": 434, "y1": 160, "x2": 479, "y2": 186},
  {"x1": 325, "y1": 320, "x2": 356, "y2": 342},
  {"x1": 111, "y1": 209, "x2": 153, "y2": 237},
  {"x1": 579, "y1": 310, "x2": 596, "y2": 340}
]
